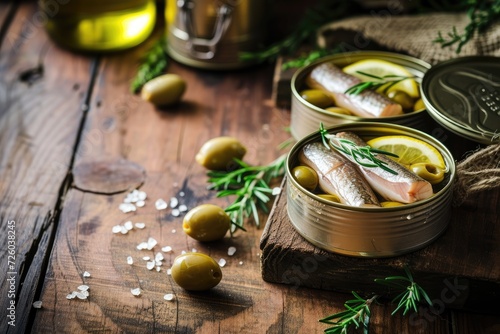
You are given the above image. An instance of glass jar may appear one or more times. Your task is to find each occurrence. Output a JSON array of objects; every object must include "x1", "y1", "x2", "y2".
[{"x1": 38, "y1": 0, "x2": 156, "y2": 52}]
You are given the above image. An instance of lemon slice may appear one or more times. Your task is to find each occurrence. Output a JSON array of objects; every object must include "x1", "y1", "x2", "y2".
[
  {"x1": 367, "y1": 135, "x2": 445, "y2": 169},
  {"x1": 343, "y1": 59, "x2": 420, "y2": 98}
]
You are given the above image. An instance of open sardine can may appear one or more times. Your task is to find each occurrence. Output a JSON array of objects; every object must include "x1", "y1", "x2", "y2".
[
  {"x1": 290, "y1": 51, "x2": 432, "y2": 140},
  {"x1": 286, "y1": 122, "x2": 456, "y2": 258}
]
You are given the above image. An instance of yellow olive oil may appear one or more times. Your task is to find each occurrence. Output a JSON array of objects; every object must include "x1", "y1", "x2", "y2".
[{"x1": 39, "y1": 0, "x2": 156, "y2": 52}]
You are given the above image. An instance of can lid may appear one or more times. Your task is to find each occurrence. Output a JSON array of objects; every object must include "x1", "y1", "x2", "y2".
[{"x1": 421, "y1": 56, "x2": 500, "y2": 145}]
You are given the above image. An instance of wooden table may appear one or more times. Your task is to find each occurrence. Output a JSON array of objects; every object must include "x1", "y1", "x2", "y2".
[{"x1": 1, "y1": 2, "x2": 499, "y2": 333}]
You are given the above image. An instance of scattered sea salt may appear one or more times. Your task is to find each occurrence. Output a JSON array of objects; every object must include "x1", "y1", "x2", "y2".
[
  {"x1": 78, "y1": 285, "x2": 89, "y2": 291},
  {"x1": 119, "y1": 203, "x2": 136, "y2": 213},
  {"x1": 112, "y1": 225, "x2": 122, "y2": 234},
  {"x1": 227, "y1": 246, "x2": 237, "y2": 256},
  {"x1": 143, "y1": 256, "x2": 151, "y2": 261},
  {"x1": 120, "y1": 226, "x2": 128, "y2": 234},
  {"x1": 83, "y1": 271, "x2": 91, "y2": 278},
  {"x1": 170, "y1": 197, "x2": 179, "y2": 208},
  {"x1": 171, "y1": 209, "x2": 180, "y2": 217},
  {"x1": 164, "y1": 293, "x2": 174, "y2": 301},
  {"x1": 171, "y1": 229, "x2": 176, "y2": 234},
  {"x1": 155, "y1": 199, "x2": 168, "y2": 210},
  {"x1": 155, "y1": 252, "x2": 164, "y2": 262},
  {"x1": 32, "y1": 301, "x2": 42, "y2": 309},
  {"x1": 135, "y1": 222, "x2": 146, "y2": 229},
  {"x1": 218, "y1": 258, "x2": 226, "y2": 267},
  {"x1": 131, "y1": 288, "x2": 141, "y2": 296},
  {"x1": 137, "y1": 242, "x2": 148, "y2": 250},
  {"x1": 161, "y1": 246, "x2": 172, "y2": 253},
  {"x1": 166, "y1": 268, "x2": 172, "y2": 275},
  {"x1": 127, "y1": 256, "x2": 134, "y2": 265},
  {"x1": 179, "y1": 191, "x2": 185, "y2": 197},
  {"x1": 156, "y1": 267, "x2": 161, "y2": 272},
  {"x1": 239, "y1": 261, "x2": 244, "y2": 266},
  {"x1": 66, "y1": 292, "x2": 77, "y2": 299},
  {"x1": 272, "y1": 187, "x2": 281, "y2": 196},
  {"x1": 178, "y1": 205, "x2": 187, "y2": 212},
  {"x1": 124, "y1": 221, "x2": 134, "y2": 230},
  {"x1": 146, "y1": 261, "x2": 155, "y2": 270},
  {"x1": 138, "y1": 191, "x2": 147, "y2": 201},
  {"x1": 191, "y1": 248, "x2": 197, "y2": 253},
  {"x1": 75, "y1": 292, "x2": 87, "y2": 300},
  {"x1": 147, "y1": 237, "x2": 157, "y2": 250},
  {"x1": 136, "y1": 200, "x2": 145, "y2": 208}
]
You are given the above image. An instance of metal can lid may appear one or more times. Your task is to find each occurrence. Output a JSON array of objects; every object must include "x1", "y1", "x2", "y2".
[{"x1": 421, "y1": 56, "x2": 500, "y2": 145}]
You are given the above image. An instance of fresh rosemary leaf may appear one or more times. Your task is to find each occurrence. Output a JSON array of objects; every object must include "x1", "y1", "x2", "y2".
[
  {"x1": 345, "y1": 71, "x2": 414, "y2": 96},
  {"x1": 130, "y1": 37, "x2": 168, "y2": 93}
]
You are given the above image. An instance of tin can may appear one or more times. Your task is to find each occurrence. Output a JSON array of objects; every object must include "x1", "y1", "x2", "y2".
[
  {"x1": 286, "y1": 122, "x2": 456, "y2": 258},
  {"x1": 166, "y1": 0, "x2": 267, "y2": 69},
  {"x1": 290, "y1": 51, "x2": 432, "y2": 140}
]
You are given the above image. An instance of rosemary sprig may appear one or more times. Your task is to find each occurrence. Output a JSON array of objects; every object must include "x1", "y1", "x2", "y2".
[
  {"x1": 344, "y1": 71, "x2": 415, "y2": 96},
  {"x1": 375, "y1": 267, "x2": 433, "y2": 316},
  {"x1": 207, "y1": 155, "x2": 286, "y2": 230},
  {"x1": 239, "y1": 0, "x2": 353, "y2": 64},
  {"x1": 318, "y1": 123, "x2": 399, "y2": 175},
  {"x1": 433, "y1": 0, "x2": 500, "y2": 53},
  {"x1": 130, "y1": 37, "x2": 168, "y2": 93},
  {"x1": 320, "y1": 267, "x2": 432, "y2": 333},
  {"x1": 320, "y1": 292, "x2": 375, "y2": 334},
  {"x1": 281, "y1": 48, "x2": 337, "y2": 71}
]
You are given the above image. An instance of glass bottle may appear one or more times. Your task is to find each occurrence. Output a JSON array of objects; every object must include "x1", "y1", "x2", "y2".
[{"x1": 38, "y1": 0, "x2": 156, "y2": 52}]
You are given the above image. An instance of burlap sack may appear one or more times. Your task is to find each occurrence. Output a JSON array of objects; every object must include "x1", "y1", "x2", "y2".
[{"x1": 316, "y1": 12, "x2": 500, "y2": 65}]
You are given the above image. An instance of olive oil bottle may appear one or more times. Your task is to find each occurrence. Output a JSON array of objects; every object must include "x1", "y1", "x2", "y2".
[{"x1": 39, "y1": 0, "x2": 156, "y2": 52}]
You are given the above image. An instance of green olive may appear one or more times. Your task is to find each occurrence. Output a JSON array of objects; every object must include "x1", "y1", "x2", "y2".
[
  {"x1": 170, "y1": 253, "x2": 222, "y2": 291},
  {"x1": 410, "y1": 163, "x2": 445, "y2": 184},
  {"x1": 413, "y1": 98, "x2": 425, "y2": 111},
  {"x1": 183, "y1": 204, "x2": 230, "y2": 242},
  {"x1": 300, "y1": 89, "x2": 333, "y2": 108},
  {"x1": 387, "y1": 90, "x2": 414, "y2": 110},
  {"x1": 317, "y1": 194, "x2": 341, "y2": 203},
  {"x1": 325, "y1": 107, "x2": 351, "y2": 115},
  {"x1": 292, "y1": 165, "x2": 319, "y2": 191},
  {"x1": 141, "y1": 74, "x2": 186, "y2": 106},
  {"x1": 195, "y1": 137, "x2": 247, "y2": 171},
  {"x1": 381, "y1": 201, "x2": 404, "y2": 207}
]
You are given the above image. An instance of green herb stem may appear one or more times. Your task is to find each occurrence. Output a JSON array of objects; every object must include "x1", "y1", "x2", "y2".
[
  {"x1": 130, "y1": 37, "x2": 168, "y2": 93},
  {"x1": 344, "y1": 71, "x2": 415, "y2": 96}
]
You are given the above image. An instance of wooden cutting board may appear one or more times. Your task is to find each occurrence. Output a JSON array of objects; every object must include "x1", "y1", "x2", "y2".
[{"x1": 260, "y1": 176, "x2": 500, "y2": 314}]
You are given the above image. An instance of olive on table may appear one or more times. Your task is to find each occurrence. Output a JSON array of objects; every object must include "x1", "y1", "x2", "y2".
[
  {"x1": 300, "y1": 89, "x2": 333, "y2": 108},
  {"x1": 170, "y1": 252, "x2": 222, "y2": 291},
  {"x1": 196, "y1": 137, "x2": 247, "y2": 171},
  {"x1": 141, "y1": 74, "x2": 186, "y2": 106},
  {"x1": 387, "y1": 90, "x2": 414, "y2": 110},
  {"x1": 410, "y1": 163, "x2": 445, "y2": 184},
  {"x1": 183, "y1": 204, "x2": 230, "y2": 242},
  {"x1": 292, "y1": 165, "x2": 318, "y2": 191}
]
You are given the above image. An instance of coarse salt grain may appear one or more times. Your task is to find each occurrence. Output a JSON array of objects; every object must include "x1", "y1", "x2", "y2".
[
  {"x1": 135, "y1": 222, "x2": 146, "y2": 229},
  {"x1": 83, "y1": 271, "x2": 91, "y2": 278},
  {"x1": 179, "y1": 191, "x2": 185, "y2": 197},
  {"x1": 170, "y1": 197, "x2": 179, "y2": 208},
  {"x1": 155, "y1": 199, "x2": 168, "y2": 210},
  {"x1": 119, "y1": 203, "x2": 136, "y2": 213},
  {"x1": 171, "y1": 229, "x2": 176, "y2": 234},
  {"x1": 171, "y1": 209, "x2": 180, "y2": 217},
  {"x1": 218, "y1": 258, "x2": 226, "y2": 267},
  {"x1": 78, "y1": 285, "x2": 89, "y2": 291},
  {"x1": 127, "y1": 256, "x2": 134, "y2": 265},
  {"x1": 143, "y1": 256, "x2": 151, "y2": 261},
  {"x1": 155, "y1": 252, "x2": 164, "y2": 261},
  {"x1": 137, "y1": 242, "x2": 148, "y2": 250},
  {"x1": 75, "y1": 292, "x2": 87, "y2": 300},
  {"x1": 124, "y1": 221, "x2": 134, "y2": 230},
  {"x1": 112, "y1": 225, "x2": 122, "y2": 234},
  {"x1": 138, "y1": 191, "x2": 147, "y2": 200},
  {"x1": 120, "y1": 226, "x2": 128, "y2": 234},
  {"x1": 178, "y1": 204, "x2": 187, "y2": 212},
  {"x1": 131, "y1": 288, "x2": 141, "y2": 296},
  {"x1": 272, "y1": 187, "x2": 281, "y2": 196},
  {"x1": 164, "y1": 293, "x2": 174, "y2": 301},
  {"x1": 147, "y1": 237, "x2": 157, "y2": 250},
  {"x1": 227, "y1": 246, "x2": 237, "y2": 256},
  {"x1": 166, "y1": 269, "x2": 172, "y2": 275},
  {"x1": 32, "y1": 301, "x2": 42, "y2": 309},
  {"x1": 239, "y1": 261, "x2": 244, "y2": 265},
  {"x1": 136, "y1": 200, "x2": 145, "y2": 208},
  {"x1": 146, "y1": 261, "x2": 155, "y2": 270},
  {"x1": 161, "y1": 246, "x2": 172, "y2": 253},
  {"x1": 156, "y1": 266, "x2": 161, "y2": 272}
]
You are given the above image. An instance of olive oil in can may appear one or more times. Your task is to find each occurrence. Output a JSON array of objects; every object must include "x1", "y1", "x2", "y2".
[{"x1": 39, "y1": 0, "x2": 156, "y2": 52}]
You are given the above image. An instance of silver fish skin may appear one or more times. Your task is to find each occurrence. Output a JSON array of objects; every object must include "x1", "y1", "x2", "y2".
[
  {"x1": 333, "y1": 132, "x2": 433, "y2": 203},
  {"x1": 299, "y1": 142, "x2": 380, "y2": 207},
  {"x1": 306, "y1": 62, "x2": 403, "y2": 118}
]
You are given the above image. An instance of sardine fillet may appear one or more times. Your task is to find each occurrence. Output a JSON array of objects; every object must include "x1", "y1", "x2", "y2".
[
  {"x1": 306, "y1": 62, "x2": 403, "y2": 118},
  {"x1": 299, "y1": 142, "x2": 380, "y2": 207},
  {"x1": 334, "y1": 132, "x2": 433, "y2": 203}
]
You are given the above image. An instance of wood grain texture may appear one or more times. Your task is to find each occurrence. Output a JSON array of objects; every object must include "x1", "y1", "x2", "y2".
[
  {"x1": 0, "y1": 3, "x2": 93, "y2": 333},
  {"x1": 261, "y1": 176, "x2": 500, "y2": 315}
]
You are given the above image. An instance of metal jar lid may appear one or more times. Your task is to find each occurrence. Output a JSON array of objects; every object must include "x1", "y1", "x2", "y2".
[{"x1": 421, "y1": 56, "x2": 500, "y2": 145}]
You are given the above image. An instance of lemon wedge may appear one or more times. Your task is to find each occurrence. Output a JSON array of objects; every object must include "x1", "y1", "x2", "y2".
[
  {"x1": 343, "y1": 59, "x2": 420, "y2": 98},
  {"x1": 367, "y1": 135, "x2": 445, "y2": 169}
]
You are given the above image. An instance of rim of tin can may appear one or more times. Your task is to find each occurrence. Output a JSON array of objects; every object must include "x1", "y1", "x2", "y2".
[
  {"x1": 290, "y1": 51, "x2": 432, "y2": 121},
  {"x1": 286, "y1": 121, "x2": 456, "y2": 212},
  {"x1": 421, "y1": 56, "x2": 500, "y2": 145}
]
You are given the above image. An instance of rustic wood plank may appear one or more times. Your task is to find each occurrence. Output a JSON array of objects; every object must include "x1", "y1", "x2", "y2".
[
  {"x1": 260, "y1": 176, "x2": 500, "y2": 315},
  {"x1": 0, "y1": 3, "x2": 93, "y2": 332}
]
